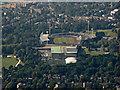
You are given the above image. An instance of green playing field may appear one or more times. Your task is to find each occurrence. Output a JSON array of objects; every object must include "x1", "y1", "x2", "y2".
[
  {"x1": 2, "y1": 57, "x2": 24, "y2": 69},
  {"x1": 53, "y1": 37, "x2": 75, "y2": 44}
]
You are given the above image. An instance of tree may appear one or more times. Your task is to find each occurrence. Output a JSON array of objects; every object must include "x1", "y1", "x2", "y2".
[
  {"x1": 5, "y1": 81, "x2": 16, "y2": 88},
  {"x1": 118, "y1": 29, "x2": 120, "y2": 40},
  {"x1": 77, "y1": 45, "x2": 86, "y2": 57},
  {"x1": 96, "y1": 32, "x2": 105, "y2": 40}
]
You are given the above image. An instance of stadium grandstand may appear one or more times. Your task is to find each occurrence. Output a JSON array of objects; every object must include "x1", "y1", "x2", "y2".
[{"x1": 38, "y1": 31, "x2": 95, "y2": 64}]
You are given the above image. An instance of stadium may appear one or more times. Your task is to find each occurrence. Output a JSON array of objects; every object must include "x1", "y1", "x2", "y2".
[
  {"x1": 40, "y1": 31, "x2": 93, "y2": 46},
  {"x1": 49, "y1": 35, "x2": 78, "y2": 46},
  {"x1": 39, "y1": 32, "x2": 95, "y2": 64},
  {"x1": 46, "y1": 32, "x2": 87, "y2": 46}
]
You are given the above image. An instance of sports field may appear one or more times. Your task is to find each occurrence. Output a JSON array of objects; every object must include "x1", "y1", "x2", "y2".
[{"x1": 53, "y1": 36, "x2": 76, "y2": 45}]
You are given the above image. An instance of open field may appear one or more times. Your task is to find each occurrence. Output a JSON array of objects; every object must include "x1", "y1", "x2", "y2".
[
  {"x1": 97, "y1": 29, "x2": 118, "y2": 37},
  {"x1": 53, "y1": 37, "x2": 75, "y2": 44},
  {"x1": 2, "y1": 57, "x2": 24, "y2": 69},
  {"x1": 84, "y1": 48, "x2": 105, "y2": 56},
  {"x1": 0, "y1": 58, "x2": 1, "y2": 72},
  {"x1": 86, "y1": 28, "x2": 119, "y2": 37},
  {"x1": 2, "y1": 57, "x2": 18, "y2": 69},
  {"x1": 47, "y1": 59, "x2": 66, "y2": 65},
  {"x1": 1, "y1": 43, "x2": 22, "y2": 47}
]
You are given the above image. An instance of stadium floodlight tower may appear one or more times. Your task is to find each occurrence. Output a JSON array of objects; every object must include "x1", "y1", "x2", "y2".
[
  {"x1": 49, "y1": 21, "x2": 51, "y2": 35},
  {"x1": 91, "y1": 28, "x2": 94, "y2": 38},
  {"x1": 88, "y1": 20, "x2": 89, "y2": 34},
  {"x1": 48, "y1": 0, "x2": 52, "y2": 36}
]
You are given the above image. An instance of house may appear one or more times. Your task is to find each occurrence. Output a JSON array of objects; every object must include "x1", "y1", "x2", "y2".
[
  {"x1": 102, "y1": 83, "x2": 109, "y2": 88},
  {"x1": 43, "y1": 74, "x2": 46, "y2": 77},
  {"x1": 7, "y1": 55, "x2": 13, "y2": 58},
  {"x1": 104, "y1": 47, "x2": 108, "y2": 51},
  {"x1": 54, "y1": 84, "x2": 59, "y2": 89},
  {"x1": 47, "y1": 74, "x2": 51, "y2": 79},
  {"x1": 59, "y1": 14, "x2": 64, "y2": 17},
  {"x1": 14, "y1": 56, "x2": 17, "y2": 58},
  {"x1": 82, "y1": 46, "x2": 86, "y2": 49},
  {"x1": 90, "y1": 77, "x2": 93, "y2": 80},
  {"x1": 103, "y1": 36, "x2": 114, "y2": 40},
  {"x1": 96, "y1": 48, "x2": 101, "y2": 51},
  {"x1": 108, "y1": 17, "x2": 113, "y2": 20},
  {"x1": 114, "y1": 9, "x2": 118, "y2": 12},
  {"x1": 83, "y1": 82, "x2": 86, "y2": 88},
  {"x1": 17, "y1": 82, "x2": 25, "y2": 89},
  {"x1": 74, "y1": 74, "x2": 79, "y2": 79},
  {"x1": 53, "y1": 74, "x2": 60, "y2": 79},
  {"x1": 17, "y1": 83, "x2": 21, "y2": 89},
  {"x1": 86, "y1": 82, "x2": 92, "y2": 88},
  {"x1": 28, "y1": 78, "x2": 32, "y2": 80},
  {"x1": 116, "y1": 85, "x2": 120, "y2": 90},
  {"x1": 61, "y1": 75, "x2": 66, "y2": 78},
  {"x1": 90, "y1": 48, "x2": 96, "y2": 51},
  {"x1": 79, "y1": 74, "x2": 83, "y2": 79},
  {"x1": 104, "y1": 52, "x2": 110, "y2": 55},
  {"x1": 71, "y1": 81, "x2": 74, "y2": 84},
  {"x1": 0, "y1": 55, "x2": 2, "y2": 58},
  {"x1": 0, "y1": 73, "x2": 2, "y2": 78},
  {"x1": 4, "y1": 12, "x2": 6, "y2": 15},
  {"x1": 110, "y1": 11, "x2": 115, "y2": 15}
]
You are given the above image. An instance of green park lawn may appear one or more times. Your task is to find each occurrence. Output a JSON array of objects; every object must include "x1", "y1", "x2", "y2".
[
  {"x1": 97, "y1": 29, "x2": 118, "y2": 37},
  {"x1": 84, "y1": 48, "x2": 105, "y2": 56},
  {"x1": 0, "y1": 59, "x2": 1, "y2": 72},
  {"x1": 86, "y1": 28, "x2": 118, "y2": 37},
  {"x1": 47, "y1": 59, "x2": 66, "y2": 65},
  {"x1": 2, "y1": 57, "x2": 18, "y2": 69},
  {"x1": 54, "y1": 37, "x2": 75, "y2": 44},
  {"x1": 2, "y1": 57, "x2": 24, "y2": 69},
  {"x1": 1, "y1": 43, "x2": 22, "y2": 47}
]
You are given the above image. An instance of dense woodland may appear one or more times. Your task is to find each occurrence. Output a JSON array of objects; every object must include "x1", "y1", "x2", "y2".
[{"x1": 2, "y1": 2, "x2": 120, "y2": 89}]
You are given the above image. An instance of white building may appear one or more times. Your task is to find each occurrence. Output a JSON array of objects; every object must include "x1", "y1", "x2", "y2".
[
  {"x1": 65, "y1": 57, "x2": 77, "y2": 64},
  {"x1": 108, "y1": 17, "x2": 113, "y2": 20},
  {"x1": 40, "y1": 32, "x2": 49, "y2": 42},
  {"x1": 114, "y1": 9, "x2": 118, "y2": 12}
]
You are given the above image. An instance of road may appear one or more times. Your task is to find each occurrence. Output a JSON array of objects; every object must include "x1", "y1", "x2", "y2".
[
  {"x1": 0, "y1": 73, "x2": 2, "y2": 90},
  {"x1": 15, "y1": 58, "x2": 21, "y2": 67}
]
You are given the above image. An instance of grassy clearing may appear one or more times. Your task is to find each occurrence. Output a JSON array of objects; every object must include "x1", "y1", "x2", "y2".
[
  {"x1": 54, "y1": 37, "x2": 75, "y2": 44},
  {"x1": 86, "y1": 29, "x2": 118, "y2": 37},
  {"x1": 0, "y1": 58, "x2": 2, "y2": 72},
  {"x1": 84, "y1": 48, "x2": 105, "y2": 56},
  {"x1": 2, "y1": 57, "x2": 18, "y2": 69},
  {"x1": 86, "y1": 31, "x2": 96, "y2": 34},
  {"x1": 47, "y1": 59, "x2": 66, "y2": 65},
  {"x1": 1, "y1": 43, "x2": 22, "y2": 47},
  {"x1": 97, "y1": 29, "x2": 118, "y2": 37},
  {"x1": 2, "y1": 57, "x2": 24, "y2": 69}
]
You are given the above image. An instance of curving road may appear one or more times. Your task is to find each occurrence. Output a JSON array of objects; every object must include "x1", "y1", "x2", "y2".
[{"x1": 15, "y1": 58, "x2": 21, "y2": 67}]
